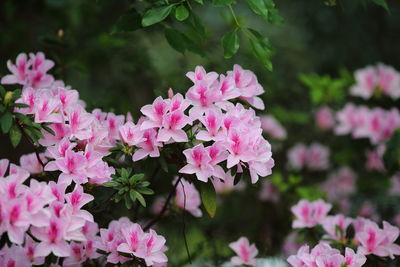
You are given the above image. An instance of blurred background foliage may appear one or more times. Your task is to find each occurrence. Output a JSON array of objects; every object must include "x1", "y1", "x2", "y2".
[{"x1": 1, "y1": 0, "x2": 400, "y2": 265}]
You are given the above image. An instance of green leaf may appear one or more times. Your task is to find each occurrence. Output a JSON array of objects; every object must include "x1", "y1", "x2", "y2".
[
  {"x1": 9, "y1": 124, "x2": 22, "y2": 147},
  {"x1": 103, "y1": 181, "x2": 119, "y2": 187},
  {"x1": 112, "y1": 7, "x2": 142, "y2": 33},
  {"x1": 221, "y1": 29, "x2": 239, "y2": 58},
  {"x1": 175, "y1": 5, "x2": 189, "y2": 21},
  {"x1": 165, "y1": 28, "x2": 187, "y2": 53},
  {"x1": 247, "y1": 28, "x2": 273, "y2": 71},
  {"x1": 246, "y1": 0, "x2": 269, "y2": 22},
  {"x1": 200, "y1": 182, "x2": 217, "y2": 218},
  {"x1": 212, "y1": 0, "x2": 235, "y2": 6},
  {"x1": 129, "y1": 189, "x2": 137, "y2": 202},
  {"x1": 134, "y1": 191, "x2": 146, "y2": 207},
  {"x1": 142, "y1": 5, "x2": 174, "y2": 27},
  {"x1": 137, "y1": 187, "x2": 154, "y2": 195},
  {"x1": 132, "y1": 173, "x2": 145, "y2": 182},
  {"x1": 1, "y1": 112, "x2": 13, "y2": 133},
  {"x1": 193, "y1": 0, "x2": 204, "y2": 4},
  {"x1": 371, "y1": 0, "x2": 389, "y2": 11},
  {"x1": 124, "y1": 194, "x2": 133, "y2": 209},
  {"x1": 0, "y1": 85, "x2": 5, "y2": 97},
  {"x1": 12, "y1": 103, "x2": 30, "y2": 108}
]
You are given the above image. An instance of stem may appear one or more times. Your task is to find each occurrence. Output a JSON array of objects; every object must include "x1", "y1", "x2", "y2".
[
  {"x1": 17, "y1": 122, "x2": 46, "y2": 169},
  {"x1": 228, "y1": 4, "x2": 240, "y2": 28},
  {"x1": 180, "y1": 179, "x2": 192, "y2": 264},
  {"x1": 143, "y1": 176, "x2": 183, "y2": 231}
]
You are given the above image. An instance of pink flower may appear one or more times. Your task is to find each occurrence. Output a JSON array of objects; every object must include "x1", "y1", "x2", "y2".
[
  {"x1": 315, "y1": 107, "x2": 335, "y2": 130},
  {"x1": 196, "y1": 109, "x2": 224, "y2": 141},
  {"x1": 229, "y1": 237, "x2": 258, "y2": 266},
  {"x1": 179, "y1": 144, "x2": 214, "y2": 182},
  {"x1": 1, "y1": 53, "x2": 30, "y2": 86},
  {"x1": 227, "y1": 64, "x2": 265, "y2": 110},
  {"x1": 186, "y1": 66, "x2": 218, "y2": 85},
  {"x1": 119, "y1": 121, "x2": 145, "y2": 146},
  {"x1": 158, "y1": 109, "x2": 190, "y2": 142},
  {"x1": 45, "y1": 149, "x2": 88, "y2": 184},
  {"x1": 321, "y1": 167, "x2": 357, "y2": 202},
  {"x1": 321, "y1": 214, "x2": 352, "y2": 241},
  {"x1": 186, "y1": 80, "x2": 220, "y2": 119},
  {"x1": 307, "y1": 143, "x2": 330, "y2": 170},
  {"x1": 27, "y1": 52, "x2": 55, "y2": 89},
  {"x1": 32, "y1": 217, "x2": 70, "y2": 257},
  {"x1": 365, "y1": 145, "x2": 386, "y2": 172},
  {"x1": 132, "y1": 128, "x2": 162, "y2": 161},
  {"x1": 117, "y1": 223, "x2": 144, "y2": 254},
  {"x1": 135, "y1": 229, "x2": 168, "y2": 266},
  {"x1": 140, "y1": 96, "x2": 170, "y2": 130},
  {"x1": 34, "y1": 96, "x2": 63, "y2": 123},
  {"x1": 19, "y1": 153, "x2": 46, "y2": 174},
  {"x1": 288, "y1": 144, "x2": 308, "y2": 170},
  {"x1": 105, "y1": 112, "x2": 125, "y2": 140},
  {"x1": 291, "y1": 199, "x2": 332, "y2": 228},
  {"x1": 211, "y1": 171, "x2": 246, "y2": 194},
  {"x1": 260, "y1": 115, "x2": 287, "y2": 140},
  {"x1": 344, "y1": 248, "x2": 366, "y2": 267},
  {"x1": 351, "y1": 66, "x2": 378, "y2": 99},
  {"x1": 175, "y1": 178, "x2": 202, "y2": 217},
  {"x1": 67, "y1": 106, "x2": 94, "y2": 140}
]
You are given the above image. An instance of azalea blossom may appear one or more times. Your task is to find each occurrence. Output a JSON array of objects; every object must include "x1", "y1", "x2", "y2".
[{"x1": 229, "y1": 237, "x2": 258, "y2": 266}]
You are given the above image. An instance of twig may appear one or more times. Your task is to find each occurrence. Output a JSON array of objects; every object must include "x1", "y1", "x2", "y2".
[
  {"x1": 180, "y1": 179, "x2": 192, "y2": 264},
  {"x1": 144, "y1": 176, "x2": 183, "y2": 231}
]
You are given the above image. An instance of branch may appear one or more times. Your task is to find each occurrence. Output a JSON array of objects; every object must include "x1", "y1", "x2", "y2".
[{"x1": 143, "y1": 176, "x2": 183, "y2": 231}]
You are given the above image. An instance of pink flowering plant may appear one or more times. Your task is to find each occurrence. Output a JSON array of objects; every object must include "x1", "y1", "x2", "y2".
[{"x1": 0, "y1": 53, "x2": 279, "y2": 266}]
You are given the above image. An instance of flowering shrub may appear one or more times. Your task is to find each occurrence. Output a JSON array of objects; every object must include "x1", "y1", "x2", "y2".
[{"x1": 0, "y1": 52, "x2": 276, "y2": 266}]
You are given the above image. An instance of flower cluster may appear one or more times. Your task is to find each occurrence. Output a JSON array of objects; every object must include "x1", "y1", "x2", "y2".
[
  {"x1": 335, "y1": 103, "x2": 400, "y2": 145},
  {"x1": 350, "y1": 63, "x2": 400, "y2": 100},
  {"x1": 229, "y1": 237, "x2": 258, "y2": 266},
  {"x1": 288, "y1": 243, "x2": 366, "y2": 267},
  {"x1": 1, "y1": 53, "x2": 120, "y2": 186},
  {"x1": 0, "y1": 158, "x2": 98, "y2": 264},
  {"x1": 97, "y1": 217, "x2": 168, "y2": 266},
  {"x1": 288, "y1": 199, "x2": 400, "y2": 266},
  {"x1": 117, "y1": 65, "x2": 274, "y2": 184},
  {"x1": 287, "y1": 143, "x2": 330, "y2": 171}
]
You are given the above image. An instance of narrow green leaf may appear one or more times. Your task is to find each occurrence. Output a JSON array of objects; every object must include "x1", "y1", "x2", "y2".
[
  {"x1": 212, "y1": 0, "x2": 235, "y2": 6},
  {"x1": 1, "y1": 112, "x2": 13, "y2": 133},
  {"x1": 129, "y1": 189, "x2": 137, "y2": 202},
  {"x1": 371, "y1": 0, "x2": 389, "y2": 11},
  {"x1": 103, "y1": 181, "x2": 119, "y2": 187},
  {"x1": 9, "y1": 124, "x2": 22, "y2": 147},
  {"x1": 137, "y1": 187, "x2": 154, "y2": 195},
  {"x1": 193, "y1": 0, "x2": 204, "y2": 4},
  {"x1": 246, "y1": 0, "x2": 269, "y2": 22},
  {"x1": 142, "y1": 5, "x2": 174, "y2": 27},
  {"x1": 221, "y1": 29, "x2": 239, "y2": 58},
  {"x1": 165, "y1": 28, "x2": 187, "y2": 53},
  {"x1": 23, "y1": 127, "x2": 39, "y2": 145},
  {"x1": 124, "y1": 194, "x2": 133, "y2": 209},
  {"x1": 132, "y1": 173, "x2": 145, "y2": 182},
  {"x1": 200, "y1": 182, "x2": 217, "y2": 218},
  {"x1": 112, "y1": 7, "x2": 142, "y2": 33},
  {"x1": 0, "y1": 85, "x2": 5, "y2": 97},
  {"x1": 133, "y1": 191, "x2": 146, "y2": 207},
  {"x1": 247, "y1": 28, "x2": 273, "y2": 71},
  {"x1": 175, "y1": 5, "x2": 189, "y2": 21},
  {"x1": 12, "y1": 103, "x2": 30, "y2": 108}
]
